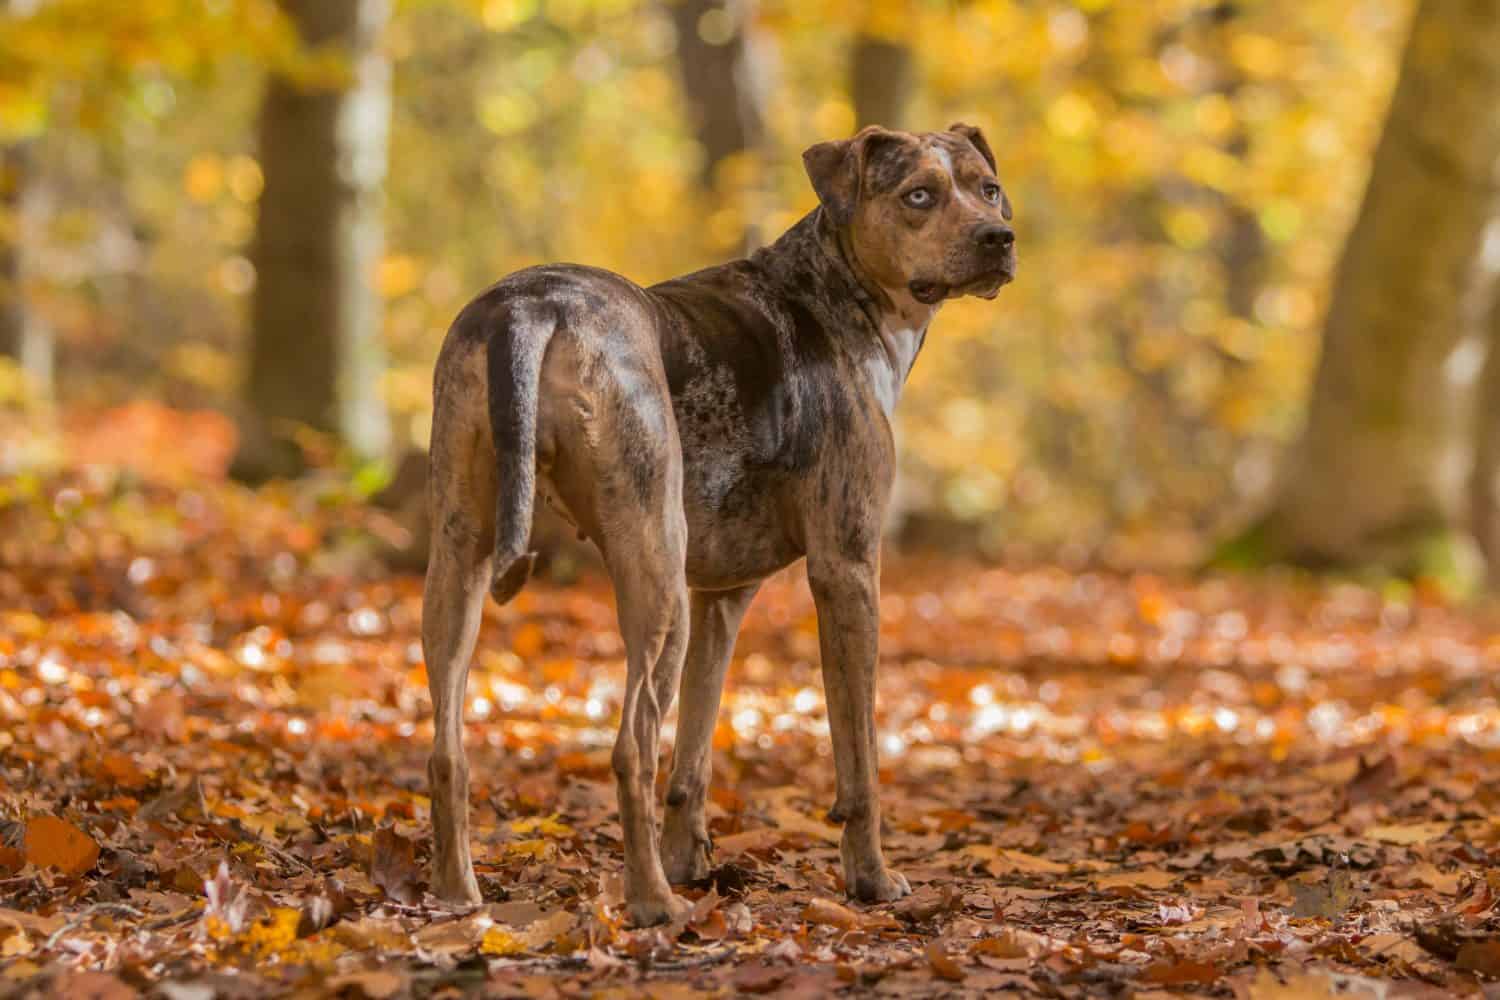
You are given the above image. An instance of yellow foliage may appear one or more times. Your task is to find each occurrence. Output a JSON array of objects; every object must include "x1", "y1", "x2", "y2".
[
  {"x1": 510, "y1": 813, "x2": 574, "y2": 837},
  {"x1": 0, "y1": 0, "x2": 1420, "y2": 551},
  {"x1": 242, "y1": 907, "x2": 300, "y2": 958},
  {"x1": 480, "y1": 926, "x2": 526, "y2": 955},
  {"x1": 506, "y1": 838, "x2": 557, "y2": 860}
]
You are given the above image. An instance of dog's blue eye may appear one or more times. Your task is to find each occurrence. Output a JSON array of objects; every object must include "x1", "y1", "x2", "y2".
[{"x1": 903, "y1": 188, "x2": 933, "y2": 208}]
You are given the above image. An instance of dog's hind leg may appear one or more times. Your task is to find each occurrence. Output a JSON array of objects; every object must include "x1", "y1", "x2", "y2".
[
  {"x1": 553, "y1": 380, "x2": 692, "y2": 926},
  {"x1": 602, "y1": 501, "x2": 691, "y2": 926},
  {"x1": 422, "y1": 376, "x2": 496, "y2": 905},
  {"x1": 660, "y1": 583, "x2": 758, "y2": 884}
]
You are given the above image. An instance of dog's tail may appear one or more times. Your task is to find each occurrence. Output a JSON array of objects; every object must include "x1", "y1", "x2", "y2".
[{"x1": 485, "y1": 305, "x2": 557, "y2": 605}]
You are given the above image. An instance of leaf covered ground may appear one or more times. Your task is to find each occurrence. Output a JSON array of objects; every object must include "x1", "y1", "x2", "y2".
[{"x1": 4, "y1": 454, "x2": 1500, "y2": 998}]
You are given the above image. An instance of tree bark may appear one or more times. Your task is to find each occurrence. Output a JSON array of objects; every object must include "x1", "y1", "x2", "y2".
[
  {"x1": 1233, "y1": 0, "x2": 1500, "y2": 573},
  {"x1": 236, "y1": 0, "x2": 392, "y2": 481},
  {"x1": 668, "y1": 0, "x2": 765, "y2": 189},
  {"x1": 1472, "y1": 292, "x2": 1500, "y2": 584},
  {"x1": 851, "y1": 34, "x2": 914, "y2": 130},
  {"x1": 0, "y1": 143, "x2": 52, "y2": 396}
]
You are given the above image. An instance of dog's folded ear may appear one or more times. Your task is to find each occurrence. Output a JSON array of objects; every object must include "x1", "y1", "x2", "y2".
[
  {"x1": 948, "y1": 122, "x2": 996, "y2": 173},
  {"x1": 949, "y1": 122, "x2": 1010, "y2": 221},
  {"x1": 802, "y1": 126, "x2": 903, "y2": 228}
]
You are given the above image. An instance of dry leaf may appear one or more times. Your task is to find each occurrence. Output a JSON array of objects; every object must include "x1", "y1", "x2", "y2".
[
  {"x1": 1362, "y1": 822, "x2": 1448, "y2": 845},
  {"x1": 1095, "y1": 868, "x2": 1177, "y2": 890},
  {"x1": 370, "y1": 828, "x2": 423, "y2": 905},
  {"x1": 802, "y1": 897, "x2": 864, "y2": 930},
  {"x1": 325, "y1": 970, "x2": 405, "y2": 999},
  {"x1": 926, "y1": 939, "x2": 966, "y2": 981},
  {"x1": 1142, "y1": 959, "x2": 1218, "y2": 985},
  {"x1": 23, "y1": 816, "x2": 99, "y2": 876}
]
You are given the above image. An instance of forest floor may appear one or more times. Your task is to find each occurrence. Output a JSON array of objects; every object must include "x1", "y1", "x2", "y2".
[{"x1": 4, "y1": 415, "x2": 1500, "y2": 998}]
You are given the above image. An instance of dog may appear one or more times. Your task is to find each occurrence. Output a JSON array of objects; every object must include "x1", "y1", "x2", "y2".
[{"x1": 422, "y1": 124, "x2": 1015, "y2": 926}]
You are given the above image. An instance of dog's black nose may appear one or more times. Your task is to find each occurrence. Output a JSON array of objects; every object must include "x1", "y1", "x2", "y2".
[{"x1": 974, "y1": 223, "x2": 1015, "y2": 252}]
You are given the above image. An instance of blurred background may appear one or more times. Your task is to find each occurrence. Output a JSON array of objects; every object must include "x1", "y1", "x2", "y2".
[{"x1": 3, "y1": 0, "x2": 1500, "y2": 584}]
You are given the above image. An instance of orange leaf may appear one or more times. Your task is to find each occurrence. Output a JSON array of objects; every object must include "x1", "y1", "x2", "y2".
[
  {"x1": 1142, "y1": 959, "x2": 1219, "y2": 985},
  {"x1": 927, "y1": 939, "x2": 967, "y2": 981},
  {"x1": 802, "y1": 897, "x2": 863, "y2": 930},
  {"x1": 23, "y1": 816, "x2": 98, "y2": 877}
]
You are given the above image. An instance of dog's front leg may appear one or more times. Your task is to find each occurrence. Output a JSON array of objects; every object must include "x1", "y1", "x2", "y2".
[{"x1": 807, "y1": 554, "x2": 910, "y2": 903}]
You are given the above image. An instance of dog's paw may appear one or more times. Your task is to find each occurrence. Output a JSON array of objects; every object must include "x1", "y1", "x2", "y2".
[
  {"x1": 627, "y1": 891, "x2": 692, "y2": 928},
  {"x1": 429, "y1": 866, "x2": 483, "y2": 907},
  {"x1": 848, "y1": 866, "x2": 911, "y2": 903}
]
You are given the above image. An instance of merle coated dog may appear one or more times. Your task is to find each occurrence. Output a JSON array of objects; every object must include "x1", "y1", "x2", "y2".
[{"x1": 422, "y1": 125, "x2": 1015, "y2": 925}]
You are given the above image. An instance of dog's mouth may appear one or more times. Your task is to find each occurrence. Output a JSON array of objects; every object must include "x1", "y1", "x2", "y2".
[
  {"x1": 907, "y1": 280, "x2": 949, "y2": 305},
  {"x1": 961, "y1": 267, "x2": 1015, "y2": 300},
  {"x1": 910, "y1": 267, "x2": 1014, "y2": 305}
]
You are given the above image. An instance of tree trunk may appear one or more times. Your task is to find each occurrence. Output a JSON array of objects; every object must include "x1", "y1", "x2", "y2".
[
  {"x1": 236, "y1": 0, "x2": 392, "y2": 481},
  {"x1": 669, "y1": 0, "x2": 765, "y2": 187},
  {"x1": 0, "y1": 143, "x2": 52, "y2": 396},
  {"x1": 1231, "y1": 0, "x2": 1500, "y2": 574},
  {"x1": 851, "y1": 34, "x2": 914, "y2": 130},
  {"x1": 1472, "y1": 292, "x2": 1500, "y2": 584}
]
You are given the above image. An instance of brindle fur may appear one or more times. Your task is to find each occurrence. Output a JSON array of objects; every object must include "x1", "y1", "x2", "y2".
[{"x1": 423, "y1": 125, "x2": 1016, "y2": 925}]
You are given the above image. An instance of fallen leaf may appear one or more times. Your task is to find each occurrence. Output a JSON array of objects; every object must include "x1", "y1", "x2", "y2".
[
  {"x1": 479, "y1": 926, "x2": 526, "y2": 956},
  {"x1": 802, "y1": 897, "x2": 864, "y2": 930},
  {"x1": 23, "y1": 815, "x2": 99, "y2": 876},
  {"x1": 370, "y1": 827, "x2": 423, "y2": 904},
  {"x1": 1363, "y1": 821, "x2": 1448, "y2": 845},
  {"x1": 733, "y1": 965, "x2": 788, "y2": 993},
  {"x1": 52, "y1": 970, "x2": 138, "y2": 1000},
  {"x1": 1290, "y1": 870, "x2": 1357, "y2": 920},
  {"x1": 1142, "y1": 959, "x2": 1218, "y2": 985},
  {"x1": 715, "y1": 828, "x2": 784, "y2": 855},
  {"x1": 1456, "y1": 939, "x2": 1500, "y2": 977},
  {"x1": 926, "y1": 939, "x2": 966, "y2": 981},
  {"x1": 1094, "y1": 868, "x2": 1177, "y2": 890},
  {"x1": 962, "y1": 844, "x2": 1069, "y2": 875},
  {"x1": 325, "y1": 970, "x2": 405, "y2": 999}
]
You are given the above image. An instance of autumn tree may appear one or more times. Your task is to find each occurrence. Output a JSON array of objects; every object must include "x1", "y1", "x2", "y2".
[
  {"x1": 667, "y1": 0, "x2": 766, "y2": 250},
  {"x1": 1472, "y1": 293, "x2": 1500, "y2": 584},
  {"x1": 0, "y1": 143, "x2": 48, "y2": 393},
  {"x1": 236, "y1": 0, "x2": 393, "y2": 480},
  {"x1": 851, "y1": 13, "x2": 914, "y2": 130},
  {"x1": 1224, "y1": 0, "x2": 1500, "y2": 575}
]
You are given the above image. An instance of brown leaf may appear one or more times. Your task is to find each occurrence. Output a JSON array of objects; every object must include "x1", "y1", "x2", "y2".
[
  {"x1": 894, "y1": 884, "x2": 962, "y2": 924},
  {"x1": 325, "y1": 970, "x2": 405, "y2": 999},
  {"x1": 715, "y1": 828, "x2": 784, "y2": 855},
  {"x1": 926, "y1": 939, "x2": 967, "y2": 982},
  {"x1": 1094, "y1": 868, "x2": 1177, "y2": 890},
  {"x1": 1456, "y1": 939, "x2": 1500, "y2": 977},
  {"x1": 52, "y1": 971, "x2": 138, "y2": 1000},
  {"x1": 1347, "y1": 754, "x2": 1397, "y2": 805},
  {"x1": 370, "y1": 827, "x2": 423, "y2": 905},
  {"x1": 1362, "y1": 821, "x2": 1448, "y2": 845},
  {"x1": 138, "y1": 776, "x2": 207, "y2": 822},
  {"x1": 733, "y1": 965, "x2": 788, "y2": 994},
  {"x1": 802, "y1": 896, "x2": 864, "y2": 930},
  {"x1": 23, "y1": 815, "x2": 99, "y2": 876},
  {"x1": 1142, "y1": 959, "x2": 1219, "y2": 985},
  {"x1": 974, "y1": 929, "x2": 1042, "y2": 960}
]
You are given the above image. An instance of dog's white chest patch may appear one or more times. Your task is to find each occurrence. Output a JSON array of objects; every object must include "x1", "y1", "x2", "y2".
[{"x1": 868, "y1": 324, "x2": 924, "y2": 415}]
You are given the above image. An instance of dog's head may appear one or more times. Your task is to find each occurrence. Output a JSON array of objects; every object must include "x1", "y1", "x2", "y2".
[{"x1": 803, "y1": 124, "x2": 1015, "y2": 306}]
